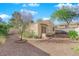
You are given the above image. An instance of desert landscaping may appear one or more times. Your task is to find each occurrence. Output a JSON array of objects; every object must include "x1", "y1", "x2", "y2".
[{"x1": 0, "y1": 3, "x2": 79, "y2": 56}]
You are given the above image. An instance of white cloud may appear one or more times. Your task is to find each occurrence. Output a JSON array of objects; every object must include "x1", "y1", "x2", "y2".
[
  {"x1": 20, "y1": 9, "x2": 38, "y2": 15},
  {"x1": 29, "y1": 10, "x2": 38, "y2": 15},
  {"x1": 22, "y1": 3, "x2": 40, "y2": 8},
  {"x1": 28, "y1": 3, "x2": 40, "y2": 7},
  {"x1": 55, "y1": 3, "x2": 73, "y2": 8},
  {"x1": 42, "y1": 17, "x2": 50, "y2": 20},
  {"x1": 56, "y1": 3, "x2": 65, "y2": 8},
  {"x1": 77, "y1": 4, "x2": 79, "y2": 6},
  {"x1": 22, "y1": 4, "x2": 27, "y2": 7},
  {"x1": 66, "y1": 3, "x2": 72, "y2": 7},
  {"x1": 0, "y1": 14, "x2": 11, "y2": 22}
]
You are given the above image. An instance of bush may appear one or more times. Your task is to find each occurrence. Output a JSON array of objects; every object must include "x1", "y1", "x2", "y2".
[
  {"x1": 23, "y1": 31, "x2": 31, "y2": 38},
  {"x1": 68, "y1": 30, "x2": 78, "y2": 40},
  {"x1": 29, "y1": 31, "x2": 35, "y2": 38},
  {"x1": 0, "y1": 23, "x2": 9, "y2": 36},
  {"x1": 0, "y1": 36, "x2": 6, "y2": 44},
  {"x1": 23, "y1": 30, "x2": 38, "y2": 38}
]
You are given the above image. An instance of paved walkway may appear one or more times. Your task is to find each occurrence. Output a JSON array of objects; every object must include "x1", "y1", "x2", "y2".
[{"x1": 0, "y1": 34, "x2": 49, "y2": 56}]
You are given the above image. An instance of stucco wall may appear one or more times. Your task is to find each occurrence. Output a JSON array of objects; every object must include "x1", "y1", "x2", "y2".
[
  {"x1": 38, "y1": 20, "x2": 54, "y2": 37},
  {"x1": 29, "y1": 23, "x2": 39, "y2": 36},
  {"x1": 29, "y1": 20, "x2": 54, "y2": 37}
]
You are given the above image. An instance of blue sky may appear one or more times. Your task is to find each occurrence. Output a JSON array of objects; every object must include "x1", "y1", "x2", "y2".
[{"x1": 0, "y1": 3, "x2": 79, "y2": 24}]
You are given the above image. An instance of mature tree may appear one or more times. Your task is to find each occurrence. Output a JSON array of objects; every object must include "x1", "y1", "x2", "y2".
[
  {"x1": 11, "y1": 10, "x2": 33, "y2": 41},
  {"x1": 51, "y1": 6, "x2": 79, "y2": 28}
]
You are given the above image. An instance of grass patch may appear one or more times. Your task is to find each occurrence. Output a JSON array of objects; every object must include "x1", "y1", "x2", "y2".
[
  {"x1": 0, "y1": 36, "x2": 6, "y2": 44},
  {"x1": 71, "y1": 46, "x2": 79, "y2": 53},
  {"x1": 23, "y1": 31, "x2": 38, "y2": 38},
  {"x1": 23, "y1": 31, "x2": 31, "y2": 38}
]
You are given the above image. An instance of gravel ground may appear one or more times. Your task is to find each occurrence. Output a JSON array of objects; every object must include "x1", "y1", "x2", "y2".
[
  {"x1": 28, "y1": 38, "x2": 79, "y2": 56},
  {"x1": 1, "y1": 30, "x2": 79, "y2": 56},
  {"x1": 0, "y1": 34, "x2": 49, "y2": 56}
]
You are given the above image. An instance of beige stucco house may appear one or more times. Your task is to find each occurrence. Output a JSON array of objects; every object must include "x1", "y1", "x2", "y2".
[
  {"x1": 55, "y1": 22, "x2": 79, "y2": 32},
  {"x1": 28, "y1": 20, "x2": 79, "y2": 38},
  {"x1": 29, "y1": 20, "x2": 54, "y2": 38}
]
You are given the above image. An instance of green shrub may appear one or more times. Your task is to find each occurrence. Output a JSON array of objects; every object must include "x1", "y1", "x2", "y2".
[
  {"x1": 23, "y1": 31, "x2": 31, "y2": 38},
  {"x1": 23, "y1": 30, "x2": 38, "y2": 38},
  {"x1": 68, "y1": 30, "x2": 78, "y2": 40},
  {"x1": 0, "y1": 23, "x2": 9, "y2": 36},
  {"x1": 30, "y1": 30, "x2": 36, "y2": 38}
]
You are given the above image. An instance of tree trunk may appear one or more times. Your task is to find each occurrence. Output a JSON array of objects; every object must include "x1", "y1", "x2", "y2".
[
  {"x1": 20, "y1": 33, "x2": 22, "y2": 41},
  {"x1": 65, "y1": 22, "x2": 70, "y2": 33},
  {"x1": 65, "y1": 24, "x2": 69, "y2": 28},
  {"x1": 20, "y1": 24, "x2": 27, "y2": 41},
  {"x1": 65, "y1": 21, "x2": 70, "y2": 29},
  {"x1": 20, "y1": 26, "x2": 25, "y2": 41},
  {"x1": 20, "y1": 30, "x2": 23, "y2": 41}
]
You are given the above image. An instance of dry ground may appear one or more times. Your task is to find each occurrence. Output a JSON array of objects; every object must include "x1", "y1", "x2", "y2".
[
  {"x1": 0, "y1": 30, "x2": 79, "y2": 56},
  {"x1": 28, "y1": 38, "x2": 79, "y2": 56},
  {"x1": 0, "y1": 34, "x2": 49, "y2": 56}
]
